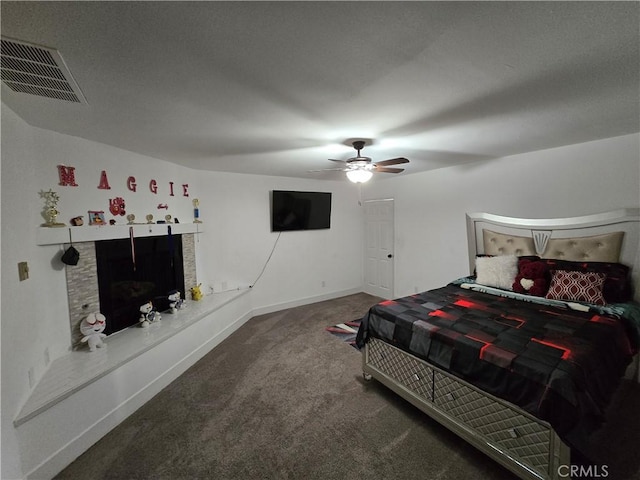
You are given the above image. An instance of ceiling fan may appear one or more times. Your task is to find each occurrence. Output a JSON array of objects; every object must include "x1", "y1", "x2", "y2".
[{"x1": 313, "y1": 140, "x2": 409, "y2": 183}]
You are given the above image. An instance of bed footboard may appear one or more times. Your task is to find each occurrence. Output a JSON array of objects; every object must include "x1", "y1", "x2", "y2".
[{"x1": 362, "y1": 338, "x2": 570, "y2": 480}]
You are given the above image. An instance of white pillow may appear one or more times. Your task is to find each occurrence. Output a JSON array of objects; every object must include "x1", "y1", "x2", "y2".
[{"x1": 475, "y1": 255, "x2": 518, "y2": 290}]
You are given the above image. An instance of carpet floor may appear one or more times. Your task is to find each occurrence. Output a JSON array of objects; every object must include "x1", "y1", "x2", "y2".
[{"x1": 56, "y1": 293, "x2": 640, "y2": 480}]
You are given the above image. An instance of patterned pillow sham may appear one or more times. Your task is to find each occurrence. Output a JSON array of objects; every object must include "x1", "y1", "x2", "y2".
[
  {"x1": 545, "y1": 270, "x2": 607, "y2": 305},
  {"x1": 541, "y1": 259, "x2": 632, "y2": 303}
]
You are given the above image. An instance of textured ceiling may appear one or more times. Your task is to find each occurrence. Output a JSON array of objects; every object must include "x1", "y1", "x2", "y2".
[{"x1": 1, "y1": 1, "x2": 639, "y2": 180}]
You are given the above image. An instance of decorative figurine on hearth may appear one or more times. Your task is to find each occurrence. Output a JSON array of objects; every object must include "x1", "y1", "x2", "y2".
[
  {"x1": 79, "y1": 312, "x2": 107, "y2": 352},
  {"x1": 139, "y1": 301, "x2": 161, "y2": 328},
  {"x1": 190, "y1": 284, "x2": 203, "y2": 301},
  {"x1": 168, "y1": 290, "x2": 184, "y2": 313}
]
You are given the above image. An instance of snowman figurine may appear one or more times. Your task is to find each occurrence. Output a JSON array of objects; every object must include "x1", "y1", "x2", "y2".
[{"x1": 80, "y1": 313, "x2": 107, "y2": 352}]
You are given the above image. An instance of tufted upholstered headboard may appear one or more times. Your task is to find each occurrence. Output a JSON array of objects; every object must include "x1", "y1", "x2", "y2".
[{"x1": 466, "y1": 209, "x2": 640, "y2": 299}]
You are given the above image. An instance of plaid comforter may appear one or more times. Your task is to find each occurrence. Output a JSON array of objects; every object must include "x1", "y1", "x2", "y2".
[{"x1": 356, "y1": 283, "x2": 635, "y2": 452}]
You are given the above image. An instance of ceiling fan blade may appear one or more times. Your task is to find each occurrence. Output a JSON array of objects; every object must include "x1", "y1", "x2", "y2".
[
  {"x1": 374, "y1": 157, "x2": 409, "y2": 166},
  {"x1": 308, "y1": 167, "x2": 347, "y2": 172},
  {"x1": 328, "y1": 158, "x2": 347, "y2": 163},
  {"x1": 374, "y1": 167, "x2": 405, "y2": 174}
]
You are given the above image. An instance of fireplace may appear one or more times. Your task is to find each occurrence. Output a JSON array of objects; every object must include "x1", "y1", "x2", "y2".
[
  {"x1": 64, "y1": 232, "x2": 197, "y2": 348},
  {"x1": 96, "y1": 235, "x2": 185, "y2": 335}
]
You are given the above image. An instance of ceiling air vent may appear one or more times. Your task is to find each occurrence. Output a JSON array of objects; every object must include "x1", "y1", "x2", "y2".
[{"x1": 1, "y1": 37, "x2": 87, "y2": 104}]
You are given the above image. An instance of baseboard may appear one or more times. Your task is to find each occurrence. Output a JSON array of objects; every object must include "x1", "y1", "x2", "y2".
[{"x1": 251, "y1": 287, "x2": 363, "y2": 317}]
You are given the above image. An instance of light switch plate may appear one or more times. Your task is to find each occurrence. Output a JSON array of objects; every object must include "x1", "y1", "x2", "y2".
[{"x1": 18, "y1": 262, "x2": 29, "y2": 281}]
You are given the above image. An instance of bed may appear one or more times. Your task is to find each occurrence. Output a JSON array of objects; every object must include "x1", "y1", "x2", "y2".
[{"x1": 356, "y1": 209, "x2": 640, "y2": 480}]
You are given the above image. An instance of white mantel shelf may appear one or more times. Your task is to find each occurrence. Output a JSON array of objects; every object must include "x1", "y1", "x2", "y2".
[{"x1": 36, "y1": 222, "x2": 204, "y2": 245}]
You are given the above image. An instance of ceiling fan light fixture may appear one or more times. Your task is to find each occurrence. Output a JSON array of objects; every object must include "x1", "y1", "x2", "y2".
[{"x1": 346, "y1": 169, "x2": 373, "y2": 183}]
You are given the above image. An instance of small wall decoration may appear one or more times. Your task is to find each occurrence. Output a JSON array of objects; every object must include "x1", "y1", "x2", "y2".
[
  {"x1": 109, "y1": 197, "x2": 126, "y2": 216},
  {"x1": 57, "y1": 165, "x2": 78, "y2": 187},
  {"x1": 88, "y1": 210, "x2": 106, "y2": 225},
  {"x1": 39, "y1": 189, "x2": 66, "y2": 227},
  {"x1": 70, "y1": 216, "x2": 84, "y2": 226},
  {"x1": 53, "y1": 165, "x2": 191, "y2": 195},
  {"x1": 97, "y1": 170, "x2": 111, "y2": 190}
]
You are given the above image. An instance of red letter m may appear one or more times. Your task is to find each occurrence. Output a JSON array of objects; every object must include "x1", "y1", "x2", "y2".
[{"x1": 57, "y1": 165, "x2": 78, "y2": 187}]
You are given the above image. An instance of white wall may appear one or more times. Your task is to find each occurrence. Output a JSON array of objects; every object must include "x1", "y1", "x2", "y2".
[
  {"x1": 363, "y1": 133, "x2": 640, "y2": 298},
  {"x1": 1, "y1": 102, "x2": 364, "y2": 480},
  {"x1": 193, "y1": 171, "x2": 364, "y2": 312}
]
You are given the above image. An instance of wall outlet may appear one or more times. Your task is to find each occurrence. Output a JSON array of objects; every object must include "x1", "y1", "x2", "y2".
[{"x1": 18, "y1": 261, "x2": 29, "y2": 281}]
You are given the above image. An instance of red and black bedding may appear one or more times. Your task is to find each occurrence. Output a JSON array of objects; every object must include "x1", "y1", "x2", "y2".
[{"x1": 356, "y1": 272, "x2": 639, "y2": 454}]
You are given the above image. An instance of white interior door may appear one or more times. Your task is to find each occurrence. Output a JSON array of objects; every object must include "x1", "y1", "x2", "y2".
[{"x1": 363, "y1": 199, "x2": 394, "y2": 299}]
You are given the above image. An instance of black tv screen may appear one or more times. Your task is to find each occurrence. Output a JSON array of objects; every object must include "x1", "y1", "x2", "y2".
[{"x1": 271, "y1": 190, "x2": 332, "y2": 231}]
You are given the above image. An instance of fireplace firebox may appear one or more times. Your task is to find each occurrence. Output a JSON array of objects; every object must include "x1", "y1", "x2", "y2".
[{"x1": 95, "y1": 234, "x2": 185, "y2": 335}]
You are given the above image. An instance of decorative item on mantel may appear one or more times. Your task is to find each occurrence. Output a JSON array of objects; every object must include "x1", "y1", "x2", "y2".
[
  {"x1": 79, "y1": 312, "x2": 107, "y2": 352},
  {"x1": 70, "y1": 216, "x2": 84, "y2": 226},
  {"x1": 146, "y1": 214, "x2": 154, "y2": 224},
  {"x1": 39, "y1": 189, "x2": 66, "y2": 227},
  {"x1": 193, "y1": 198, "x2": 202, "y2": 223},
  {"x1": 88, "y1": 210, "x2": 106, "y2": 225},
  {"x1": 190, "y1": 284, "x2": 203, "y2": 301},
  {"x1": 139, "y1": 301, "x2": 161, "y2": 328},
  {"x1": 126, "y1": 213, "x2": 136, "y2": 225},
  {"x1": 168, "y1": 290, "x2": 184, "y2": 313}
]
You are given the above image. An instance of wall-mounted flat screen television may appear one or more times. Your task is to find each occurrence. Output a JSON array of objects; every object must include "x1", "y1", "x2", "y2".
[{"x1": 271, "y1": 190, "x2": 332, "y2": 231}]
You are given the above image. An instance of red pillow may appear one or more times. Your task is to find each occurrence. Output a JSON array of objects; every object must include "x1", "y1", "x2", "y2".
[
  {"x1": 541, "y1": 259, "x2": 631, "y2": 303},
  {"x1": 545, "y1": 270, "x2": 606, "y2": 305}
]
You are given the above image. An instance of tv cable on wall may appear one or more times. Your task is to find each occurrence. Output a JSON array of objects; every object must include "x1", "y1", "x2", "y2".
[{"x1": 250, "y1": 231, "x2": 282, "y2": 288}]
